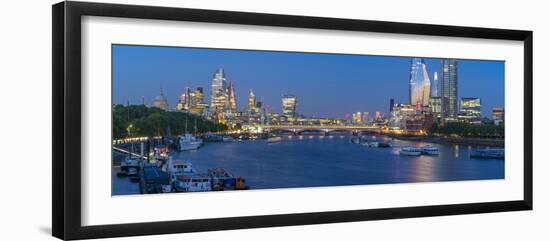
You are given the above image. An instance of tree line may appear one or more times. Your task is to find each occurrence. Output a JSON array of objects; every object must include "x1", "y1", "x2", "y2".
[
  {"x1": 430, "y1": 122, "x2": 504, "y2": 138},
  {"x1": 113, "y1": 104, "x2": 227, "y2": 138}
]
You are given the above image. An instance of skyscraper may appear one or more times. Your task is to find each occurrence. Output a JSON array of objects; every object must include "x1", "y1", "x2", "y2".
[
  {"x1": 248, "y1": 89, "x2": 256, "y2": 112},
  {"x1": 409, "y1": 58, "x2": 431, "y2": 106},
  {"x1": 282, "y1": 94, "x2": 297, "y2": 121},
  {"x1": 389, "y1": 98, "x2": 395, "y2": 114},
  {"x1": 431, "y1": 72, "x2": 439, "y2": 97},
  {"x1": 210, "y1": 68, "x2": 228, "y2": 116},
  {"x1": 441, "y1": 59, "x2": 458, "y2": 119},
  {"x1": 227, "y1": 80, "x2": 237, "y2": 113}
]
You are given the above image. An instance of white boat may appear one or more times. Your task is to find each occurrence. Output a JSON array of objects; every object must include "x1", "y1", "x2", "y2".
[
  {"x1": 173, "y1": 174, "x2": 212, "y2": 192},
  {"x1": 422, "y1": 146, "x2": 440, "y2": 155},
  {"x1": 267, "y1": 136, "x2": 282, "y2": 143},
  {"x1": 117, "y1": 158, "x2": 140, "y2": 177},
  {"x1": 168, "y1": 159, "x2": 197, "y2": 176},
  {"x1": 178, "y1": 133, "x2": 202, "y2": 151},
  {"x1": 400, "y1": 147, "x2": 422, "y2": 156},
  {"x1": 222, "y1": 136, "x2": 235, "y2": 142}
]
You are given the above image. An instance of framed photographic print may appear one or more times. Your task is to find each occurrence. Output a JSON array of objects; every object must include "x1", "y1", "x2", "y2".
[{"x1": 52, "y1": 1, "x2": 533, "y2": 240}]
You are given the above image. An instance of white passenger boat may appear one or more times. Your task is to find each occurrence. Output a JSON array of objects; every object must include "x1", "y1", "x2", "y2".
[
  {"x1": 400, "y1": 147, "x2": 422, "y2": 156},
  {"x1": 422, "y1": 146, "x2": 440, "y2": 155},
  {"x1": 172, "y1": 173, "x2": 212, "y2": 192},
  {"x1": 178, "y1": 133, "x2": 202, "y2": 151}
]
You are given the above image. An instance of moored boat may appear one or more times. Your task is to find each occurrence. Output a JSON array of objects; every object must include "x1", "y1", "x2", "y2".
[
  {"x1": 172, "y1": 174, "x2": 212, "y2": 192},
  {"x1": 422, "y1": 146, "x2": 440, "y2": 155},
  {"x1": 117, "y1": 158, "x2": 140, "y2": 177},
  {"x1": 400, "y1": 147, "x2": 422, "y2": 156},
  {"x1": 178, "y1": 133, "x2": 202, "y2": 151}
]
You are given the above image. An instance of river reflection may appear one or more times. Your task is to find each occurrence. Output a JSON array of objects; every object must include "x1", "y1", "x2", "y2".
[{"x1": 112, "y1": 134, "x2": 504, "y2": 195}]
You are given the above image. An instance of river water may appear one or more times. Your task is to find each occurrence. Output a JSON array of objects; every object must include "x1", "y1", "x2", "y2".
[{"x1": 113, "y1": 134, "x2": 504, "y2": 195}]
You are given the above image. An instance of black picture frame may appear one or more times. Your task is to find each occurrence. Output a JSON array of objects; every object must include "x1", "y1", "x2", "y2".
[{"x1": 52, "y1": 1, "x2": 533, "y2": 240}]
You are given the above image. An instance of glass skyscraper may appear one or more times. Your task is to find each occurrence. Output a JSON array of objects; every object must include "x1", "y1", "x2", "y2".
[
  {"x1": 282, "y1": 94, "x2": 297, "y2": 121},
  {"x1": 409, "y1": 58, "x2": 431, "y2": 107},
  {"x1": 441, "y1": 59, "x2": 458, "y2": 119},
  {"x1": 210, "y1": 68, "x2": 228, "y2": 116}
]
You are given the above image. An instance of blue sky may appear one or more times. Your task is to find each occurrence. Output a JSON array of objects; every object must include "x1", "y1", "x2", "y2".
[{"x1": 112, "y1": 45, "x2": 504, "y2": 118}]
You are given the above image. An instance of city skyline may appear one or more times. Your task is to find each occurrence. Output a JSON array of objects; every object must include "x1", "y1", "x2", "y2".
[{"x1": 113, "y1": 45, "x2": 504, "y2": 118}]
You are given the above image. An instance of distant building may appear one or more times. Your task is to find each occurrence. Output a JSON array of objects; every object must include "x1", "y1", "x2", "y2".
[
  {"x1": 227, "y1": 81, "x2": 237, "y2": 113},
  {"x1": 375, "y1": 111, "x2": 382, "y2": 121},
  {"x1": 352, "y1": 112, "x2": 362, "y2": 124},
  {"x1": 429, "y1": 96, "x2": 442, "y2": 120},
  {"x1": 210, "y1": 68, "x2": 228, "y2": 118},
  {"x1": 409, "y1": 58, "x2": 431, "y2": 107},
  {"x1": 389, "y1": 98, "x2": 395, "y2": 114},
  {"x1": 153, "y1": 86, "x2": 169, "y2": 111},
  {"x1": 492, "y1": 107, "x2": 505, "y2": 125},
  {"x1": 431, "y1": 72, "x2": 439, "y2": 97},
  {"x1": 441, "y1": 59, "x2": 458, "y2": 120},
  {"x1": 362, "y1": 112, "x2": 370, "y2": 124},
  {"x1": 458, "y1": 97, "x2": 482, "y2": 124},
  {"x1": 282, "y1": 94, "x2": 297, "y2": 122},
  {"x1": 176, "y1": 86, "x2": 191, "y2": 111},
  {"x1": 248, "y1": 89, "x2": 257, "y2": 113},
  {"x1": 177, "y1": 87, "x2": 208, "y2": 116}
]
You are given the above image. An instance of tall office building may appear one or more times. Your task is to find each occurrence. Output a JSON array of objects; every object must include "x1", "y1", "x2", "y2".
[
  {"x1": 282, "y1": 94, "x2": 297, "y2": 121},
  {"x1": 178, "y1": 86, "x2": 191, "y2": 111},
  {"x1": 409, "y1": 58, "x2": 431, "y2": 106},
  {"x1": 459, "y1": 98, "x2": 481, "y2": 117},
  {"x1": 441, "y1": 59, "x2": 458, "y2": 119},
  {"x1": 210, "y1": 68, "x2": 228, "y2": 116},
  {"x1": 429, "y1": 97, "x2": 442, "y2": 119},
  {"x1": 227, "y1": 80, "x2": 237, "y2": 113},
  {"x1": 458, "y1": 97, "x2": 481, "y2": 123},
  {"x1": 153, "y1": 86, "x2": 169, "y2": 111},
  {"x1": 248, "y1": 89, "x2": 256, "y2": 112},
  {"x1": 352, "y1": 112, "x2": 362, "y2": 124},
  {"x1": 190, "y1": 87, "x2": 207, "y2": 115},
  {"x1": 389, "y1": 98, "x2": 395, "y2": 114},
  {"x1": 431, "y1": 72, "x2": 439, "y2": 97}
]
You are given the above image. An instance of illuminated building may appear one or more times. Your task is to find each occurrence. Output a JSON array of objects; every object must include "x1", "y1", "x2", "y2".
[
  {"x1": 210, "y1": 68, "x2": 228, "y2": 117},
  {"x1": 441, "y1": 59, "x2": 458, "y2": 119},
  {"x1": 282, "y1": 94, "x2": 297, "y2": 122},
  {"x1": 431, "y1": 72, "x2": 439, "y2": 97},
  {"x1": 227, "y1": 81, "x2": 237, "y2": 113},
  {"x1": 458, "y1": 97, "x2": 481, "y2": 123},
  {"x1": 248, "y1": 89, "x2": 258, "y2": 113},
  {"x1": 492, "y1": 107, "x2": 505, "y2": 125},
  {"x1": 409, "y1": 58, "x2": 431, "y2": 106},
  {"x1": 375, "y1": 111, "x2": 382, "y2": 121},
  {"x1": 177, "y1": 86, "x2": 208, "y2": 116},
  {"x1": 153, "y1": 86, "x2": 169, "y2": 111},
  {"x1": 176, "y1": 86, "x2": 191, "y2": 111},
  {"x1": 189, "y1": 87, "x2": 207, "y2": 115},
  {"x1": 429, "y1": 96, "x2": 442, "y2": 119},
  {"x1": 389, "y1": 98, "x2": 395, "y2": 113},
  {"x1": 352, "y1": 112, "x2": 362, "y2": 124}
]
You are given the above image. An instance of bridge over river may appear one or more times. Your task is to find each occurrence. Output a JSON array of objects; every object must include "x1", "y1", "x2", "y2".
[{"x1": 260, "y1": 125, "x2": 383, "y2": 135}]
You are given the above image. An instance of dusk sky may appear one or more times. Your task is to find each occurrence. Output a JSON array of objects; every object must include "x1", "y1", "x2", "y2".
[{"x1": 112, "y1": 44, "x2": 504, "y2": 118}]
